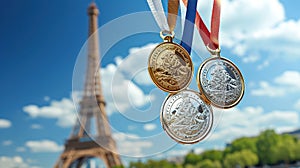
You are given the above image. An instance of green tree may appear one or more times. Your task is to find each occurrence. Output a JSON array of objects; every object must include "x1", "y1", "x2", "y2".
[
  {"x1": 240, "y1": 150, "x2": 259, "y2": 167},
  {"x1": 113, "y1": 165, "x2": 125, "y2": 168},
  {"x1": 129, "y1": 160, "x2": 146, "y2": 168},
  {"x1": 130, "y1": 159, "x2": 181, "y2": 168},
  {"x1": 184, "y1": 164, "x2": 195, "y2": 168},
  {"x1": 183, "y1": 151, "x2": 202, "y2": 166},
  {"x1": 273, "y1": 134, "x2": 297, "y2": 164},
  {"x1": 227, "y1": 137, "x2": 257, "y2": 154},
  {"x1": 129, "y1": 129, "x2": 300, "y2": 168},
  {"x1": 146, "y1": 159, "x2": 177, "y2": 168},
  {"x1": 200, "y1": 150, "x2": 223, "y2": 162},
  {"x1": 223, "y1": 150, "x2": 258, "y2": 168},
  {"x1": 224, "y1": 152, "x2": 244, "y2": 168},
  {"x1": 184, "y1": 164, "x2": 196, "y2": 168},
  {"x1": 196, "y1": 159, "x2": 221, "y2": 168},
  {"x1": 294, "y1": 140, "x2": 300, "y2": 161},
  {"x1": 256, "y1": 129, "x2": 281, "y2": 165}
]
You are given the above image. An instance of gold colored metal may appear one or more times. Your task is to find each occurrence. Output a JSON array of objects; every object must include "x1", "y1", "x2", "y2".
[
  {"x1": 160, "y1": 31, "x2": 175, "y2": 40},
  {"x1": 148, "y1": 36, "x2": 193, "y2": 93},
  {"x1": 197, "y1": 55, "x2": 245, "y2": 109}
]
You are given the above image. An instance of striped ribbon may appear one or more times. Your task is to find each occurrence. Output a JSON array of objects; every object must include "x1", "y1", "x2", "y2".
[
  {"x1": 181, "y1": 0, "x2": 221, "y2": 50},
  {"x1": 147, "y1": 0, "x2": 179, "y2": 33},
  {"x1": 180, "y1": 0, "x2": 198, "y2": 54}
]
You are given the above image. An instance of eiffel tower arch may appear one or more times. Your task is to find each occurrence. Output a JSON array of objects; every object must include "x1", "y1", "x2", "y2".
[{"x1": 54, "y1": 2, "x2": 122, "y2": 168}]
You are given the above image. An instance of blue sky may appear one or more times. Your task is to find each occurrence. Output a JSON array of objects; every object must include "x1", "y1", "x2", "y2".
[{"x1": 1, "y1": 0, "x2": 300, "y2": 167}]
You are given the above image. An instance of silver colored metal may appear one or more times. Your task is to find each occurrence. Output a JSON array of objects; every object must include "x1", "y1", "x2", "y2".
[
  {"x1": 206, "y1": 45, "x2": 221, "y2": 57},
  {"x1": 160, "y1": 90, "x2": 213, "y2": 144},
  {"x1": 197, "y1": 56, "x2": 245, "y2": 108}
]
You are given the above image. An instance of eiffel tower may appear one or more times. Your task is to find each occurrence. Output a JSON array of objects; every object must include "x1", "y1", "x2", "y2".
[{"x1": 54, "y1": 2, "x2": 122, "y2": 168}]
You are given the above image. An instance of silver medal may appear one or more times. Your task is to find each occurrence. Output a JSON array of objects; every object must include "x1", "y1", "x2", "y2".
[
  {"x1": 197, "y1": 47, "x2": 245, "y2": 108},
  {"x1": 160, "y1": 90, "x2": 213, "y2": 144}
]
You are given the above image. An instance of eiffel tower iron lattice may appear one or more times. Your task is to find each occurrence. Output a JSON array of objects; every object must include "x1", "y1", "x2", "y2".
[{"x1": 54, "y1": 2, "x2": 122, "y2": 168}]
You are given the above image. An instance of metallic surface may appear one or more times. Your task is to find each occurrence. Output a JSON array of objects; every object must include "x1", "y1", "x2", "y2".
[
  {"x1": 148, "y1": 41, "x2": 193, "y2": 93},
  {"x1": 197, "y1": 57, "x2": 244, "y2": 108},
  {"x1": 160, "y1": 90, "x2": 213, "y2": 144}
]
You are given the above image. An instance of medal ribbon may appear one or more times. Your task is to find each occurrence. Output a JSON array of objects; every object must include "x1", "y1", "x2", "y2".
[
  {"x1": 147, "y1": 0, "x2": 179, "y2": 33},
  {"x1": 182, "y1": 0, "x2": 221, "y2": 50},
  {"x1": 180, "y1": 0, "x2": 198, "y2": 54},
  {"x1": 167, "y1": 0, "x2": 180, "y2": 32},
  {"x1": 147, "y1": 0, "x2": 169, "y2": 31}
]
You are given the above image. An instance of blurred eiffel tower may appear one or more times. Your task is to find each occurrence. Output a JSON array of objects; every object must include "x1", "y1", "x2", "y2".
[{"x1": 54, "y1": 2, "x2": 122, "y2": 168}]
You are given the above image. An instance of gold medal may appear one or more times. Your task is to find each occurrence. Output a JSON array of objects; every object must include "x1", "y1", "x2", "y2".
[
  {"x1": 148, "y1": 32, "x2": 193, "y2": 93},
  {"x1": 197, "y1": 47, "x2": 245, "y2": 108},
  {"x1": 147, "y1": 0, "x2": 193, "y2": 93}
]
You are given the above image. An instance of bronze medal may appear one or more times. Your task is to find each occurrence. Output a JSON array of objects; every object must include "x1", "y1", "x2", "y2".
[{"x1": 148, "y1": 34, "x2": 193, "y2": 93}]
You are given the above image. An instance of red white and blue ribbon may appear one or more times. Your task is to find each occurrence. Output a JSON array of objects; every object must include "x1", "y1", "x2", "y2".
[
  {"x1": 181, "y1": 0, "x2": 221, "y2": 50},
  {"x1": 180, "y1": 0, "x2": 198, "y2": 54},
  {"x1": 147, "y1": 0, "x2": 220, "y2": 52}
]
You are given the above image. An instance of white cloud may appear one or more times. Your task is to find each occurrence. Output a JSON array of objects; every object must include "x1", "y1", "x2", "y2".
[
  {"x1": 242, "y1": 54, "x2": 260, "y2": 63},
  {"x1": 16, "y1": 147, "x2": 26, "y2": 152},
  {"x1": 294, "y1": 99, "x2": 300, "y2": 110},
  {"x1": 113, "y1": 133, "x2": 153, "y2": 157},
  {"x1": 111, "y1": 130, "x2": 178, "y2": 157},
  {"x1": 166, "y1": 149, "x2": 189, "y2": 157},
  {"x1": 224, "y1": 1, "x2": 300, "y2": 63},
  {"x1": 257, "y1": 60, "x2": 269, "y2": 70},
  {"x1": 118, "y1": 43, "x2": 157, "y2": 86},
  {"x1": 133, "y1": 69, "x2": 153, "y2": 86},
  {"x1": 160, "y1": 147, "x2": 204, "y2": 161},
  {"x1": 143, "y1": 123, "x2": 157, "y2": 131},
  {"x1": 251, "y1": 81, "x2": 285, "y2": 97},
  {"x1": 221, "y1": 0, "x2": 284, "y2": 37},
  {"x1": 2, "y1": 140, "x2": 12, "y2": 146},
  {"x1": 31, "y1": 124, "x2": 42, "y2": 129},
  {"x1": 274, "y1": 71, "x2": 300, "y2": 88},
  {"x1": 193, "y1": 0, "x2": 283, "y2": 47},
  {"x1": 0, "y1": 156, "x2": 36, "y2": 168},
  {"x1": 210, "y1": 106, "x2": 299, "y2": 142},
  {"x1": 101, "y1": 63, "x2": 152, "y2": 115},
  {"x1": 252, "y1": 71, "x2": 300, "y2": 97},
  {"x1": 247, "y1": 20, "x2": 300, "y2": 58},
  {"x1": 194, "y1": 148, "x2": 205, "y2": 154},
  {"x1": 23, "y1": 97, "x2": 76, "y2": 127},
  {"x1": 100, "y1": 44, "x2": 157, "y2": 115},
  {"x1": 25, "y1": 140, "x2": 63, "y2": 153},
  {"x1": 0, "y1": 118, "x2": 11, "y2": 128},
  {"x1": 21, "y1": 44, "x2": 159, "y2": 128},
  {"x1": 191, "y1": 0, "x2": 300, "y2": 68}
]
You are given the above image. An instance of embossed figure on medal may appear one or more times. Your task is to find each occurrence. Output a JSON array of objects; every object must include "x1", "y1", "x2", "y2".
[
  {"x1": 197, "y1": 47, "x2": 245, "y2": 108},
  {"x1": 161, "y1": 90, "x2": 213, "y2": 144},
  {"x1": 148, "y1": 33, "x2": 193, "y2": 92},
  {"x1": 147, "y1": 0, "x2": 194, "y2": 93},
  {"x1": 189, "y1": 0, "x2": 245, "y2": 108}
]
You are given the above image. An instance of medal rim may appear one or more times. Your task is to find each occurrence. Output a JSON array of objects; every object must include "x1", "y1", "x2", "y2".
[
  {"x1": 148, "y1": 42, "x2": 194, "y2": 93},
  {"x1": 196, "y1": 57, "x2": 245, "y2": 109},
  {"x1": 160, "y1": 89, "x2": 214, "y2": 144}
]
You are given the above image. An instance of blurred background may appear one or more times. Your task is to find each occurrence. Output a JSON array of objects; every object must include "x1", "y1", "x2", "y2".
[{"x1": 0, "y1": 0, "x2": 300, "y2": 167}]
